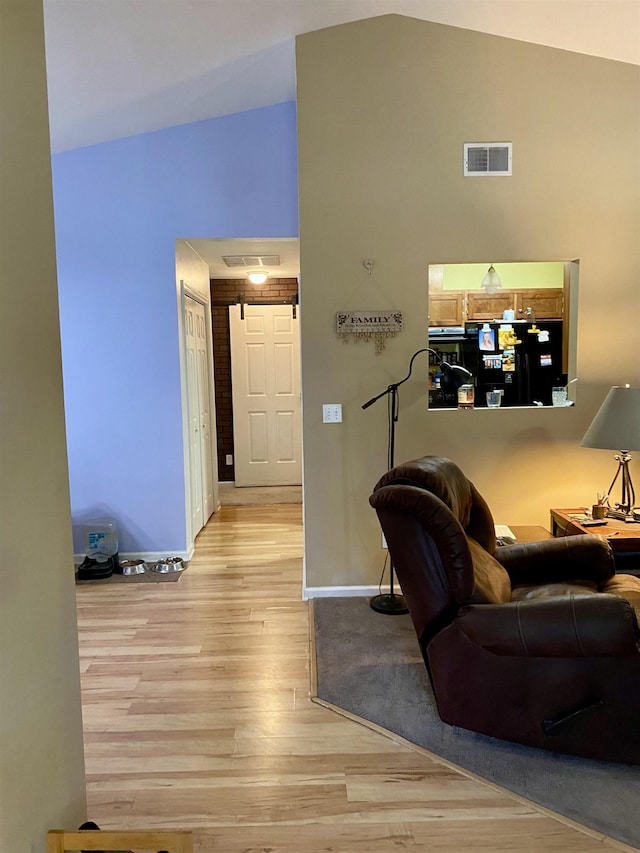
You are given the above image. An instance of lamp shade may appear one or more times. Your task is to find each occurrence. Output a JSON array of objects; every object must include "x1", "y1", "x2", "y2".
[
  {"x1": 440, "y1": 361, "x2": 473, "y2": 392},
  {"x1": 581, "y1": 386, "x2": 640, "y2": 452}
]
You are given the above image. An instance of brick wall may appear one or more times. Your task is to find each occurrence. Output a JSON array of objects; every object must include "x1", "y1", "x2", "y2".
[{"x1": 209, "y1": 278, "x2": 299, "y2": 481}]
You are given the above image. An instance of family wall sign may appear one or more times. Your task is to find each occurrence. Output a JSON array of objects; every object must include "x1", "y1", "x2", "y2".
[{"x1": 336, "y1": 311, "x2": 403, "y2": 353}]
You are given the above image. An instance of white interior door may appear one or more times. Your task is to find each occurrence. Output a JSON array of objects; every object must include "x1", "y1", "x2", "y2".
[
  {"x1": 229, "y1": 304, "x2": 302, "y2": 486},
  {"x1": 195, "y1": 300, "x2": 214, "y2": 519},
  {"x1": 184, "y1": 296, "x2": 214, "y2": 534}
]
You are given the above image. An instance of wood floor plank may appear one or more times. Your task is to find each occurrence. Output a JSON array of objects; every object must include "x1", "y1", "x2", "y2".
[{"x1": 75, "y1": 504, "x2": 634, "y2": 852}]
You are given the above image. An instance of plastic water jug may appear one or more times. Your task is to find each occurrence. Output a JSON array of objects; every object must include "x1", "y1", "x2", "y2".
[{"x1": 83, "y1": 518, "x2": 118, "y2": 563}]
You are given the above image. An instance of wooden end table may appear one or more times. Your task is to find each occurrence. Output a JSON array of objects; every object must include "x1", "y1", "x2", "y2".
[
  {"x1": 550, "y1": 508, "x2": 640, "y2": 575},
  {"x1": 508, "y1": 525, "x2": 554, "y2": 543}
]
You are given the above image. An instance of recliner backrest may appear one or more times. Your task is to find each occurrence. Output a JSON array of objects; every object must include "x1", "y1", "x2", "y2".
[
  {"x1": 373, "y1": 456, "x2": 497, "y2": 554},
  {"x1": 370, "y1": 457, "x2": 513, "y2": 649},
  {"x1": 371, "y1": 484, "x2": 477, "y2": 649}
]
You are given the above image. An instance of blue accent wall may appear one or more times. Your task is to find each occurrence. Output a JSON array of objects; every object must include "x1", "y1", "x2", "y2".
[{"x1": 52, "y1": 102, "x2": 298, "y2": 555}]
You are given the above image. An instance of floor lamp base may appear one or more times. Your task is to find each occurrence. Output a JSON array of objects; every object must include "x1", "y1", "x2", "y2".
[{"x1": 370, "y1": 593, "x2": 409, "y2": 615}]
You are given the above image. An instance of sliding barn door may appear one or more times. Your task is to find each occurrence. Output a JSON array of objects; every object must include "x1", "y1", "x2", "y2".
[{"x1": 229, "y1": 304, "x2": 301, "y2": 486}]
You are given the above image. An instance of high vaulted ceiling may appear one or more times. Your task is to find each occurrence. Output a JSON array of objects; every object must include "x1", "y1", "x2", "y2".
[{"x1": 44, "y1": 0, "x2": 640, "y2": 154}]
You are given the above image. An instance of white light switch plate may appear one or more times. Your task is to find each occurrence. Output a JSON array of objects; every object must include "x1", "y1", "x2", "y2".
[{"x1": 323, "y1": 403, "x2": 342, "y2": 423}]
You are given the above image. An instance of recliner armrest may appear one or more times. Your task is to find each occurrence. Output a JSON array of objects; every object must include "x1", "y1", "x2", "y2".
[
  {"x1": 495, "y1": 535, "x2": 615, "y2": 586},
  {"x1": 454, "y1": 594, "x2": 639, "y2": 657}
]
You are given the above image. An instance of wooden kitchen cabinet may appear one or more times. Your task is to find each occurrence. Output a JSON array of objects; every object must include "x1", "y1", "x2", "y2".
[
  {"x1": 515, "y1": 289, "x2": 564, "y2": 320},
  {"x1": 466, "y1": 291, "x2": 516, "y2": 321},
  {"x1": 428, "y1": 291, "x2": 464, "y2": 326},
  {"x1": 429, "y1": 287, "x2": 565, "y2": 325}
]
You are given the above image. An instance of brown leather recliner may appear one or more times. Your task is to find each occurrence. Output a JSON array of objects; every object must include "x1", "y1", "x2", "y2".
[{"x1": 369, "y1": 456, "x2": 640, "y2": 764}]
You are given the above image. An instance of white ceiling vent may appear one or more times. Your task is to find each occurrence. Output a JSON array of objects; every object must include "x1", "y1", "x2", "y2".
[
  {"x1": 464, "y1": 143, "x2": 512, "y2": 176},
  {"x1": 222, "y1": 254, "x2": 281, "y2": 268}
]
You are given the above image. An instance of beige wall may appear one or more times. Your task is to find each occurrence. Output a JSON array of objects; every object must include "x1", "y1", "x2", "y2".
[
  {"x1": 297, "y1": 15, "x2": 640, "y2": 591},
  {"x1": 0, "y1": 2, "x2": 87, "y2": 849}
]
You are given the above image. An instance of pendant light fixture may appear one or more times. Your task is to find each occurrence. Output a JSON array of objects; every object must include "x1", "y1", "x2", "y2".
[{"x1": 481, "y1": 264, "x2": 502, "y2": 294}]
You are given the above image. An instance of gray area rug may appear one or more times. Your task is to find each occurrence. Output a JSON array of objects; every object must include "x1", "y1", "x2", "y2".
[{"x1": 313, "y1": 596, "x2": 640, "y2": 850}]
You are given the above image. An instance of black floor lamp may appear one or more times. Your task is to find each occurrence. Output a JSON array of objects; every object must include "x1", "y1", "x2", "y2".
[{"x1": 362, "y1": 348, "x2": 473, "y2": 615}]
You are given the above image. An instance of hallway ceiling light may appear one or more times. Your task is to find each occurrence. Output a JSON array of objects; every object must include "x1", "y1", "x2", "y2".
[
  {"x1": 481, "y1": 264, "x2": 502, "y2": 294},
  {"x1": 247, "y1": 271, "x2": 269, "y2": 285}
]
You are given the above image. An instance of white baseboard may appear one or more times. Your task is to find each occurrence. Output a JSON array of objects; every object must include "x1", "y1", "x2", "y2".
[
  {"x1": 74, "y1": 547, "x2": 194, "y2": 566},
  {"x1": 303, "y1": 585, "x2": 382, "y2": 600}
]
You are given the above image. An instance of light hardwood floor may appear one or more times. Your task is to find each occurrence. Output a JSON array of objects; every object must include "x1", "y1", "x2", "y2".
[{"x1": 76, "y1": 505, "x2": 632, "y2": 852}]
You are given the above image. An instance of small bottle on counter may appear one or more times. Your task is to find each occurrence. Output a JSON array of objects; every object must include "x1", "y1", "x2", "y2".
[{"x1": 457, "y1": 384, "x2": 474, "y2": 409}]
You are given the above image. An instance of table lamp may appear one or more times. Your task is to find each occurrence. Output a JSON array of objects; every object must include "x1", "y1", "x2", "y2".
[{"x1": 580, "y1": 385, "x2": 640, "y2": 518}]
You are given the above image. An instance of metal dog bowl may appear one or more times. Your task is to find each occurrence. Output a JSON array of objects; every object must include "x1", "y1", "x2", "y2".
[
  {"x1": 119, "y1": 558, "x2": 148, "y2": 575},
  {"x1": 152, "y1": 556, "x2": 185, "y2": 573}
]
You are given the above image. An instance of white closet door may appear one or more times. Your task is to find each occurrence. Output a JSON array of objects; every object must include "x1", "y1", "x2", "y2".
[
  {"x1": 229, "y1": 304, "x2": 301, "y2": 486},
  {"x1": 184, "y1": 296, "x2": 214, "y2": 535},
  {"x1": 195, "y1": 302, "x2": 214, "y2": 519}
]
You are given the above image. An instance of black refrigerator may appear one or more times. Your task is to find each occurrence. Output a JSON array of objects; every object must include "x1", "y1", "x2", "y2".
[{"x1": 463, "y1": 320, "x2": 565, "y2": 407}]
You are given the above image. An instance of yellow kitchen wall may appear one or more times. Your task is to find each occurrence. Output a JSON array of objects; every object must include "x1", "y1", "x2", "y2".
[
  {"x1": 441, "y1": 261, "x2": 563, "y2": 290},
  {"x1": 296, "y1": 15, "x2": 640, "y2": 592}
]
